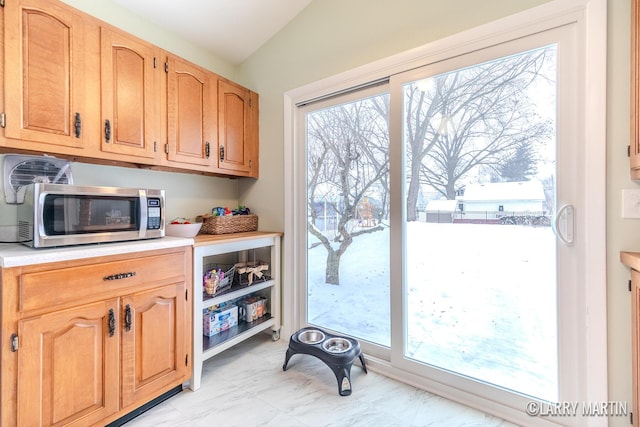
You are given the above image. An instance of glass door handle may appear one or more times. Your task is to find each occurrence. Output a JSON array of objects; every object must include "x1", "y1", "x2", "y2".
[{"x1": 553, "y1": 204, "x2": 574, "y2": 246}]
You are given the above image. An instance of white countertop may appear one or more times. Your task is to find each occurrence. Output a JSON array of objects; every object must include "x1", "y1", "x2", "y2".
[{"x1": 0, "y1": 236, "x2": 193, "y2": 268}]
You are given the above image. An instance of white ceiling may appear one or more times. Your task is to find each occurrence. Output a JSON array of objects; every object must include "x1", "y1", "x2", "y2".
[{"x1": 110, "y1": 0, "x2": 313, "y2": 65}]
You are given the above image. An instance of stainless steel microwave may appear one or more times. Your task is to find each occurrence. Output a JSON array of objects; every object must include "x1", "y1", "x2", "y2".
[{"x1": 17, "y1": 184, "x2": 165, "y2": 248}]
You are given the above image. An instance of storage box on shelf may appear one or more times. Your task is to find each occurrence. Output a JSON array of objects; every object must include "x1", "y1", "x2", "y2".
[
  {"x1": 190, "y1": 231, "x2": 282, "y2": 391},
  {"x1": 203, "y1": 304, "x2": 238, "y2": 336}
]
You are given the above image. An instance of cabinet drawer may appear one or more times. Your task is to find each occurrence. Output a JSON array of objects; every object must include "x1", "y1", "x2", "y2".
[{"x1": 20, "y1": 252, "x2": 186, "y2": 313}]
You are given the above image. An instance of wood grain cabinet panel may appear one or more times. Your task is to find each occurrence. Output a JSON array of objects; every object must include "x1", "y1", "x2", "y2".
[
  {"x1": 632, "y1": 0, "x2": 640, "y2": 179},
  {"x1": 19, "y1": 252, "x2": 186, "y2": 314},
  {"x1": 1, "y1": 0, "x2": 260, "y2": 177},
  {"x1": 3, "y1": 0, "x2": 98, "y2": 153},
  {"x1": 247, "y1": 90, "x2": 260, "y2": 178},
  {"x1": 17, "y1": 298, "x2": 119, "y2": 426},
  {"x1": 165, "y1": 54, "x2": 217, "y2": 168},
  {"x1": 0, "y1": 247, "x2": 192, "y2": 427},
  {"x1": 121, "y1": 283, "x2": 188, "y2": 409},
  {"x1": 218, "y1": 79, "x2": 256, "y2": 176},
  {"x1": 100, "y1": 27, "x2": 160, "y2": 161},
  {"x1": 632, "y1": 270, "x2": 640, "y2": 427}
]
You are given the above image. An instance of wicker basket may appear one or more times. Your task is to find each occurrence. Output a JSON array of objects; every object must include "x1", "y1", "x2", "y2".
[
  {"x1": 196, "y1": 214, "x2": 258, "y2": 235},
  {"x1": 202, "y1": 263, "x2": 235, "y2": 296},
  {"x1": 234, "y1": 260, "x2": 270, "y2": 286}
]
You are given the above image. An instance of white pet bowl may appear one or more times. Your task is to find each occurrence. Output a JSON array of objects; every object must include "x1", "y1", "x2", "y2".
[{"x1": 165, "y1": 222, "x2": 202, "y2": 238}]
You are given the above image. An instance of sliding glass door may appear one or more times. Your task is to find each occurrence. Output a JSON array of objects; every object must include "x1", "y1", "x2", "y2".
[
  {"x1": 397, "y1": 43, "x2": 558, "y2": 401},
  {"x1": 303, "y1": 86, "x2": 391, "y2": 349},
  {"x1": 293, "y1": 11, "x2": 602, "y2": 422}
]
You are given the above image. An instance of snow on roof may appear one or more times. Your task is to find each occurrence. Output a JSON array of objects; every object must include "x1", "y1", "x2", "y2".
[
  {"x1": 425, "y1": 199, "x2": 458, "y2": 212},
  {"x1": 462, "y1": 180, "x2": 545, "y2": 202}
]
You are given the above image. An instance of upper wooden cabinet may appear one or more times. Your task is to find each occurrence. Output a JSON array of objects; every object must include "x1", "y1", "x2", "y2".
[
  {"x1": 247, "y1": 90, "x2": 260, "y2": 177},
  {"x1": 218, "y1": 79, "x2": 258, "y2": 177},
  {"x1": 100, "y1": 27, "x2": 160, "y2": 161},
  {"x1": 3, "y1": 0, "x2": 99, "y2": 154},
  {"x1": 165, "y1": 53, "x2": 217, "y2": 169},
  {"x1": 1, "y1": 0, "x2": 259, "y2": 178}
]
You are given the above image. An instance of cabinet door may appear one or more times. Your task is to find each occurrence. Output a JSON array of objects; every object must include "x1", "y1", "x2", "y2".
[
  {"x1": 166, "y1": 54, "x2": 216, "y2": 167},
  {"x1": 100, "y1": 27, "x2": 159, "y2": 160},
  {"x1": 4, "y1": 0, "x2": 93, "y2": 150},
  {"x1": 247, "y1": 90, "x2": 260, "y2": 177},
  {"x1": 120, "y1": 283, "x2": 189, "y2": 409},
  {"x1": 17, "y1": 299, "x2": 119, "y2": 426},
  {"x1": 218, "y1": 79, "x2": 252, "y2": 175},
  {"x1": 633, "y1": 270, "x2": 640, "y2": 427}
]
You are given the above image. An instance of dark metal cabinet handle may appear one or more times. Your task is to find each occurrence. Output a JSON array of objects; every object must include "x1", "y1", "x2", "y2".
[
  {"x1": 103, "y1": 272, "x2": 136, "y2": 281},
  {"x1": 74, "y1": 113, "x2": 81, "y2": 138},
  {"x1": 205, "y1": 141, "x2": 210, "y2": 159},
  {"x1": 124, "y1": 304, "x2": 132, "y2": 332},
  {"x1": 220, "y1": 145, "x2": 225, "y2": 161},
  {"x1": 108, "y1": 309, "x2": 115, "y2": 337},
  {"x1": 10, "y1": 334, "x2": 18, "y2": 352},
  {"x1": 105, "y1": 119, "x2": 111, "y2": 143}
]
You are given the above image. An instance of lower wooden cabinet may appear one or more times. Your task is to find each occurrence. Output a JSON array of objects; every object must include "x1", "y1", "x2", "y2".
[
  {"x1": 17, "y1": 298, "x2": 120, "y2": 426},
  {"x1": 632, "y1": 269, "x2": 640, "y2": 427},
  {"x1": 621, "y1": 251, "x2": 640, "y2": 427},
  {"x1": 0, "y1": 246, "x2": 192, "y2": 427},
  {"x1": 120, "y1": 283, "x2": 188, "y2": 409}
]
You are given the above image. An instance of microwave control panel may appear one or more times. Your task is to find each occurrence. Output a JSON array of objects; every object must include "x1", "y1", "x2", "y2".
[{"x1": 147, "y1": 198, "x2": 162, "y2": 229}]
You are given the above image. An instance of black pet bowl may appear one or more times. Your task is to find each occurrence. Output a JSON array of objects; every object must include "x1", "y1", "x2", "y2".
[{"x1": 283, "y1": 327, "x2": 367, "y2": 396}]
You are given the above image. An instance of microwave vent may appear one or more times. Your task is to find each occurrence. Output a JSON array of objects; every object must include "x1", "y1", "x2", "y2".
[{"x1": 3, "y1": 154, "x2": 73, "y2": 204}]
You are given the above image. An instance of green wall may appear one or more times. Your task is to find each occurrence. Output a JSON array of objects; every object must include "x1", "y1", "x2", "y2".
[{"x1": 237, "y1": 1, "x2": 631, "y2": 426}]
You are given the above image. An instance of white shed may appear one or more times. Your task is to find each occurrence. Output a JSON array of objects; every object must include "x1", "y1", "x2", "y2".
[{"x1": 424, "y1": 199, "x2": 458, "y2": 223}]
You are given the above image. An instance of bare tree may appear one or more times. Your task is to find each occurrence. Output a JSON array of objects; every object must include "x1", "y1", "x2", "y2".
[
  {"x1": 307, "y1": 94, "x2": 389, "y2": 285},
  {"x1": 405, "y1": 46, "x2": 555, "y2": 220}
]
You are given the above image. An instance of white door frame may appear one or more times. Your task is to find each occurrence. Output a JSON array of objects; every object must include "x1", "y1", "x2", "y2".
[{"x1": 283, "y1": 1, "x2": 606, "y2": 425}]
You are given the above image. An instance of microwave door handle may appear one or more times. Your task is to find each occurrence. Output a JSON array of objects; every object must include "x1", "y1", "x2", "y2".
[{"x1": 138, "y1": 190, "x2": 148, "y2": 238}]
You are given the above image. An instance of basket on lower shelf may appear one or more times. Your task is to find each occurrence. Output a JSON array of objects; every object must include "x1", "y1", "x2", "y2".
[
  {"x1": 196, "y1": 214, "x2": 258, "y2": 235},
  {"x1": 234, "y1": 260, "x2": 270, "y2": 286},
  {"x1": 203, "y1": 263, "x2": 235, "y2": 296}
]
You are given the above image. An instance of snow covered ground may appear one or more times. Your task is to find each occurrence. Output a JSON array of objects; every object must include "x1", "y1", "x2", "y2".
[{"x1": 307, "y1": 221, "x2": 557, "y2": 401}]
